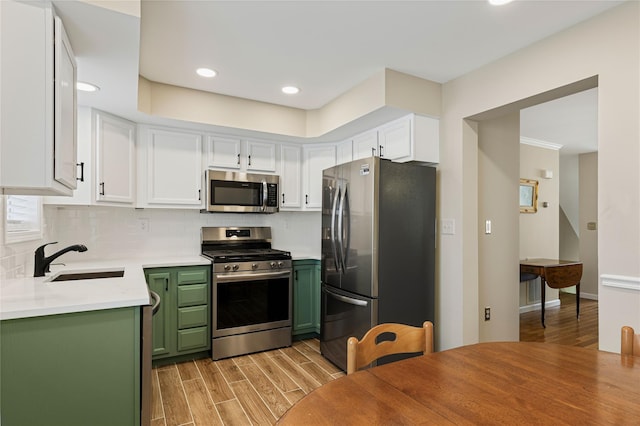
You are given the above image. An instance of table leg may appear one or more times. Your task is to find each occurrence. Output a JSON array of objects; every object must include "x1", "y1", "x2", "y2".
[
  {"x1": 541, "y1": 278, "x2": 546, "y2": 328},
  {"x1": 576, "y1": 282, "x2": 580, "y2": 319}
]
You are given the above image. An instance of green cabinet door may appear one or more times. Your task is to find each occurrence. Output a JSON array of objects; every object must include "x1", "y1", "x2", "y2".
[
  {"x1": 147, "y1": 271, "x2": 172, "y2": 356},
  {"x1": 0, "y1": 308, "x2": 141, "y2": 426},
  {"x1": 293, "y1": 260, "x2": 321, "y2": 336},
  {"x1": 145, "y1": 265, "x2": 211, "y2": 362}
]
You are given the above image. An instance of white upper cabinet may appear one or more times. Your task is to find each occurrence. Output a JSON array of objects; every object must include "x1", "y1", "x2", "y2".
[
  {"x1": 44, "y1": 107, "x2": 93, "y2": 205},
  {"x1": 139, "y1": 127, "x2": 203, "y2": 208},
  {"x1": 352, "y1": 114, "x2": 439, "y2": 164},
  {"x1": 206, "y1": 136, "x2": 277, "y2": 173},
  {"x1": 353, "y1": 130, "x2": 379, "y2": 160},
  {"x1": 336, "y1": 139, "x2": 353, "y2": 166},
  {"x1": 0, "y1": 1, "x2": 77, "y2": 195},
  {"x1": 279, "y1": 144, "x2": 302, "y2": 210},
  {"x1": 206, "y1": 136, "x2": 241, "y2": 169},
  {"x1": 246, "y1": 140, "x2": 276, "y2": 172},
  {"x1": 378, "y1": 116, "x2": 412, "y2": 160},
  {"x1": 303, "y1": 144, "x2": 336, "y2": 210},
  {"x1": 95, "y1": 111, "x2": 136, "y2": 204}
]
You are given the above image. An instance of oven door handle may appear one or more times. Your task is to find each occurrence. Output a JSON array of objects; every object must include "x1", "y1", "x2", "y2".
[{"x1": 215, "y1": 270, "x2": 291, "y2": 283}]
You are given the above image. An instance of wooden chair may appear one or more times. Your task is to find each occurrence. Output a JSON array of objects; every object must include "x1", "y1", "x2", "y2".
[
  {"x1": 621, "y1": 326, "x2": 640, "y2": 356},
  {"x1": 346, "y1": 321, "x2": 433, "y2": 375}
]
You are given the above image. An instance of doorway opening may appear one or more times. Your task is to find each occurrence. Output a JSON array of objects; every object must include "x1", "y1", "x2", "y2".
[{"x1": 471, "y1": 76, "x2": 599, "y2": 346}]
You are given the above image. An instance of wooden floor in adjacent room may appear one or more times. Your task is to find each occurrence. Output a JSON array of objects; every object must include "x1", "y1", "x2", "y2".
[
  {"x1": 519, "y1": 292, "x2": 598, "y2": 349},
  {"x1": 152, "y1": 294, "x2": 598, "y2": 426},
  {"x1": 151, "y1": 339, "x2": 343, "y2": 426}
]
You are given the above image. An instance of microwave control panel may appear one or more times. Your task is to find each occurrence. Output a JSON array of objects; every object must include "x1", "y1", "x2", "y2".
[{"x1": 266, "y1": 183, "x2": 278, "y2": 207}]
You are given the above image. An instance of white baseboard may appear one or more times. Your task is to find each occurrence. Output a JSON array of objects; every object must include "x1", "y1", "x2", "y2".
[
  {"x1": 519, "y1": 299, "x2": 561, "y2": 314},
  {"x1": 580, "y1": 292, "x2": 598, "y2": 301}
]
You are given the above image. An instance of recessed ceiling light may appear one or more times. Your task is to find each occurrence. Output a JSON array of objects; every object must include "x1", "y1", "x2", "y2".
[
  {"x1": 282, "y1": 86, "x2": 300, "y2": 95},
  {"x1": 76, "y1": 81, "x2": 100, "y2": 92},
  {"x1": 196, "y1": 68, "x2": 217, "y2": 78},
  {"x1": 488, "y1": 0, "x2": 514, "y2": 5}
]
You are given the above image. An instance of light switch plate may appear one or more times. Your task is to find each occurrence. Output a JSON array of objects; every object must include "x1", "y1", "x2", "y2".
[{"x1": 485, "y1": 220, "x2": 492, "y2": 234}]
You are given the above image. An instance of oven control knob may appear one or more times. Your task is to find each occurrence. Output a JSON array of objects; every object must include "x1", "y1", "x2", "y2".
[
  {"x1": 270, "y1": 262, "x2": 277, "y2": 269},
  {"x1": 277, "y1": 261, "x2": 284, "y2": 268},
  {"x1": 224, "y1": 264, "x2": 231, "y2": 271},
  {"x1": 252, "y1": 263, "x2": 258, "y2": 270},
  {"x1": 232, "y1": 264, "x2": 239, "y2": 271}
]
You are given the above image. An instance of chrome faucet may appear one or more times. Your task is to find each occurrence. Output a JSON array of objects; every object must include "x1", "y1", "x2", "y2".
[{"x1": 34, "y1": 242, "x2": 88, "y2": 277}]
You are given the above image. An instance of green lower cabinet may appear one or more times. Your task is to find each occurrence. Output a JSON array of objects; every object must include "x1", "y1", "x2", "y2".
[
  {"x1": 145, "y1": 265, "x2": 211, "y2": 361},
  {"x1": 0, "y1": 307, "x2": 141, "y2": 426},
  {"x1": 293, "y1": 259, "x2": 321, "y2": 336}
]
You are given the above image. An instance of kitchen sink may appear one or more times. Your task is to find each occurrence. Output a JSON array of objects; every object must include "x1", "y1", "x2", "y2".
[{"x1": 49, "y1": 270, "x2": 125, "y2": 282}]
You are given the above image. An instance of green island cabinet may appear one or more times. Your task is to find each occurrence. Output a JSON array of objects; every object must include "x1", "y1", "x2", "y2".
[
  {"x1": 0, "y1": 307, "x2": 141, "y2": 426},
  {"x1": 145, "y1": 265, "x2": 211, "y2": 362},
  {"x1": 292, "y1": 259, "x2": 321, "y2": 337}
]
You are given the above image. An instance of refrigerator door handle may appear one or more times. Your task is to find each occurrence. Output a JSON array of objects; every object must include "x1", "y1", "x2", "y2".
[
  {"x1": 330, "y1": 186, "x2": 341, "y2": 273},
  {"x1": 337, "y1": 184, "x2": 346, "y2": 274},
  {"x1": 324, "y1": 286, "x2": 368, "y2": 307},
  {"x1": 342, "y1": 184, "x2": 351, "y2": 272}
]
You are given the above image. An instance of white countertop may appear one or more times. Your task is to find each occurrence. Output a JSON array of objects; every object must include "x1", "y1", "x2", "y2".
[
  {"x1": 0, "y1": 256, "x2": 211, "y2": 321},
  {"x1": 291, "y1": 252, "x2": 321, "y2": 261}
]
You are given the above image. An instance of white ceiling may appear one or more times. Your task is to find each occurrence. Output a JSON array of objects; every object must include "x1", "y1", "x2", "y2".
[{"x1": 56, "y1": 0, "x2": 616, "y2": 152}]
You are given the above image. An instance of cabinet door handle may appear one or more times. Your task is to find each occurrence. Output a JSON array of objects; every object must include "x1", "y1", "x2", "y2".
[
  {"x1": 165, "y1": 277, "x2": 169, "y2": 292},
  {"x1": 371, "y1": 147, "x2": 376, "y2": 157},
  {"x1": 99, "y1": 182, "x2": 105, "y2": 195},
  {"x1": 76, "y1": 162, "x2": 84, "y2": 182},
  {"x1": 198, "y1": 189, "x2": 201, "y2": 201},
  {"x1": 295, "y1": 270, "x2": 298, "y2": 281},
  {"x1": 237, "y1": 153, "x2": 240, "y2": 165},
  {"x1": 379, "y1": 145, "x2": 384, "y2": 157},
  {"x1": 305, "y1": 194, "x2": 309, "y2": 205},
  {"x1": 282, "y1": 193, "x2": 285, "y2": 204},
  {"x1": 248, "y1": 155, "x2": 252, "y2": 166}
]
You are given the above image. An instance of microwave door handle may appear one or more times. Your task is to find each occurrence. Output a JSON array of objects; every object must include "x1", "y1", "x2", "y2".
[
  {"x1": 330, "y1": 186, "x2": 341, "y2": 273},
  {"x1": 261, "y1": 180, "x2": 267, "y2": 212}
]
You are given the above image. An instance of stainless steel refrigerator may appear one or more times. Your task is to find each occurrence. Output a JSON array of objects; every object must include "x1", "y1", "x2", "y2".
[{"x1": 320, "y1": 156, "x2": 436, "y2": 371}]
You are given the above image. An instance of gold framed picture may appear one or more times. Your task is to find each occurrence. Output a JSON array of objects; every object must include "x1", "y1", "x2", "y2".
[{"x1": 519, "y1": 178, "x2": 538, "y2": 213}]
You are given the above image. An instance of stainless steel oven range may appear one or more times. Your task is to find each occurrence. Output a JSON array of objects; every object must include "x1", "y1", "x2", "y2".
[{"x1": 201, "y1": 226, "x2": 292, "y2": 360}]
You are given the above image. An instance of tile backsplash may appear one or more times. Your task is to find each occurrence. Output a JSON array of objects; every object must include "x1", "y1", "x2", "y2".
[{"x1": 1, "y1": 200, "x2": 321, "y2": 279}]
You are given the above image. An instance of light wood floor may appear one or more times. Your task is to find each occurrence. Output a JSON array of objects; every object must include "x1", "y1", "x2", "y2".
[
  {"x1": 519, "y1": 292, "x2": 598, "y2": 348},
  {"x1": 153, "y1": 294, "x2": 598, "y2": 426},
  {"x1": 151, "y1": 339, "x2": 343, "y2": 426}
]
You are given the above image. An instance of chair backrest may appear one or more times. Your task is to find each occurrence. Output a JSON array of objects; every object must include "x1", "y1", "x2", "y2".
[
  {"x1": 621, "y1": 326, "x2": 640, "y2": 356},
  {"x1": 346, "y1": 321, "x2": 433, "y2": 375},
  {"x1": 543, "y1": 263, "x2": 583, "y2": 289}
]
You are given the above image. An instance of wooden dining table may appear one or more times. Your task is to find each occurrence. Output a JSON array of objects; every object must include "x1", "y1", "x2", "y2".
[{"x1": 277, "y1": 342, "x2": 640, "y2": 425}]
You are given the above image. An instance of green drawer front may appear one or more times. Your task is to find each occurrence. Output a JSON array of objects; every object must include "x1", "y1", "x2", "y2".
[
  {"x1": 177, "y1": 327, "x2": 209, "y2": 351},
  {"x1": 177, "y1": 283, "x2": 208, "y2": 307},
  {"x1": 178, "y1": 305, "x2": 208, "y2": 329},
  {"x1": 177, "y1": 269, "x2": 208, "y2": 285}
]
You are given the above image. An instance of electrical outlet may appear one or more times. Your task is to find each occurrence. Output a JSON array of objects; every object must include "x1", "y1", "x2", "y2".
[
  {"x1": 138, "y1": 218, "x2": 149, "y2": 233},
  {"x1": 484, "y1": 307, "x2": 491, "y2": 321}
]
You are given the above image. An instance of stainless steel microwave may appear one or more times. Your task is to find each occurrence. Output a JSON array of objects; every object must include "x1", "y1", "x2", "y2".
[{"x1": 204, "y1": 170, "x2": 279, "y2": 213}]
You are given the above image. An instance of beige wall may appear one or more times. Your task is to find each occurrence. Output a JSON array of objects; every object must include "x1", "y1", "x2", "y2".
[
  {"x1": 440, "y1": 1, "x2": 639, "y2": 352},
  {"x1": 477, "y1": 112, "x2": 520, "y2": 342},
  {"x1": 579, "y1": 152, "x2": 598, "y2": 297}
]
